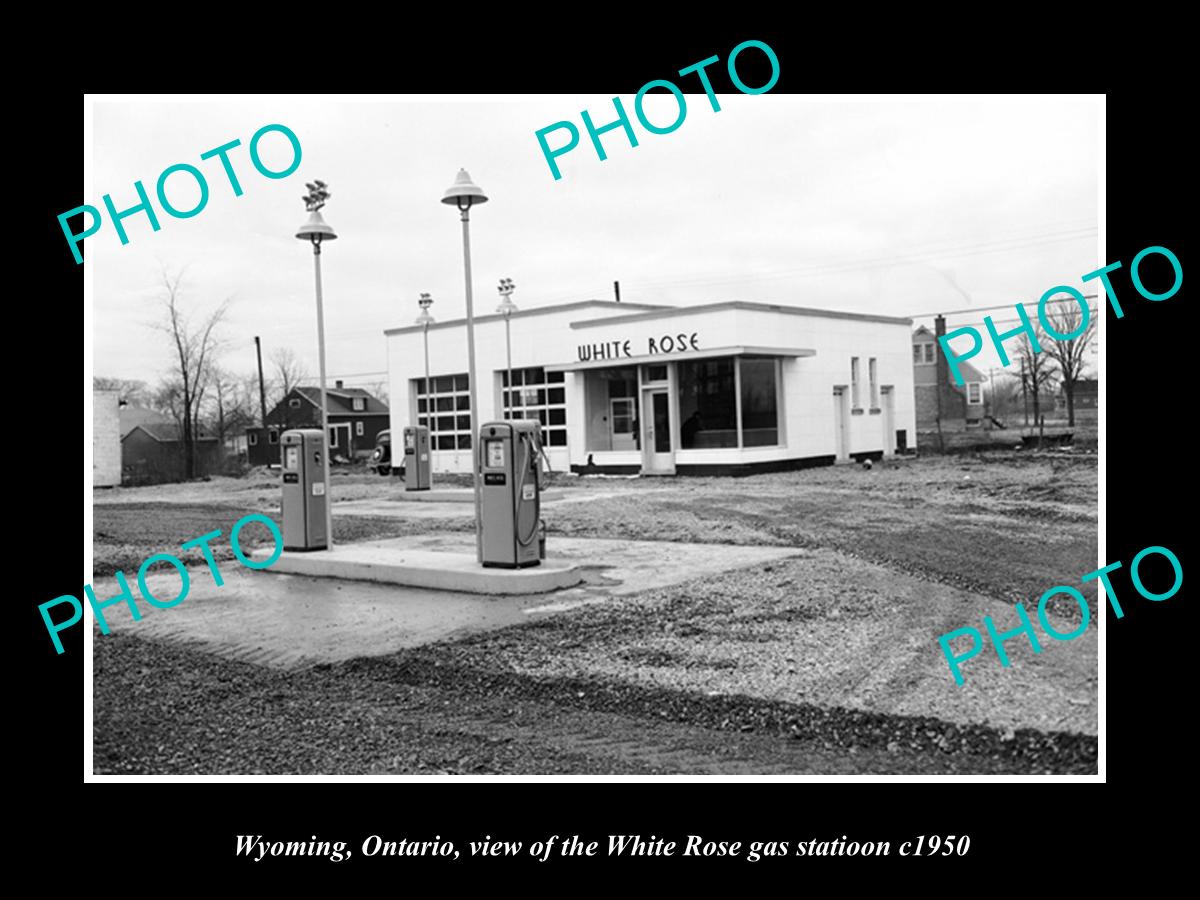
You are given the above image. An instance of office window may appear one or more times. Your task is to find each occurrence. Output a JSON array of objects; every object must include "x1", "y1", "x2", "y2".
[
  {"x1": 966, "y1": 382, "x2": 982, "y2": 405},
  {"x1": 414, "y1": 373, "x2": 471, "y2": 450},
  {"x1": 850, "y1": 357, "x2": 861, "y2": 408},
  {"x1": 248, "y1": 432, "x2": 258, "y2": 446},
  {"x1": 355, "y1": 421, "x2": 364, "y2": 436},
  {"x1": 739, "y1": 358, "x2": 780, "y2": 447},
  {"x1": 502, "y1": 367, "x2": 567, "y2": 447},
  {"x1": 268, "y1": 430, "x2": 279, "y2": 445},
  {"x1": 869, "y1": 358, "x2": 879, "y2": 408}
]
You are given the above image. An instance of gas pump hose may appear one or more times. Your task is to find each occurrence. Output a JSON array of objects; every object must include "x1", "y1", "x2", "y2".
[{"x1": 515, "y1": 433, "x2": 541, "y2": 548}]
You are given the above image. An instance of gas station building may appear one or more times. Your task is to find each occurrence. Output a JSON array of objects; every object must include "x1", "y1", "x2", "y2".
[{"x1": 384, "y1": 300, "x2": 917, "y2": 476}]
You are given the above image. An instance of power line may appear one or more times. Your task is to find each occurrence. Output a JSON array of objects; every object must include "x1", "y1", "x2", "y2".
[
  {"x1": 622, "y1": 227, "x2": 1097, "y2": 293},
  {"x1": 934, "y1": 308, "x2": 1098, "y2": 331},
  {"x1": 909, "y1": 294, "x2": 1099, "y2": 318}
]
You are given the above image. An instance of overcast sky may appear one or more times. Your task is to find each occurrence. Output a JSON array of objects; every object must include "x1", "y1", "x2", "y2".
[{"x1": 89, "y1": 95, "x2": 1100, "y2": 392}]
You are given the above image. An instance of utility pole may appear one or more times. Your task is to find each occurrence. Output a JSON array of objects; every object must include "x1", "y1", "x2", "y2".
[
  {"x1": 1020, "y1": 357, "x2": 1030, "y2": 427},
  {"x1": 613, "y1": 280, "x2": 621, "y2": 303},
  {"x1": 254, "y1": 336, "x2": 269, "y2": 431}
]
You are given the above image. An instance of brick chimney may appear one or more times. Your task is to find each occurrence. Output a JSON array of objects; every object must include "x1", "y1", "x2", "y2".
[
  {"x1": 934, "y1": 315, "x2": 964, "y2": 420},
  {"x1": 335, "y1": 379, "x2": 344, "y2": 389}
]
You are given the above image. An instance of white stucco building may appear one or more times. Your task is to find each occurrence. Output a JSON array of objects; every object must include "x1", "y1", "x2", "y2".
[
  {"x1": 384, "y1": 299, "x2": 916, "y2": 476},
  {"x1": 93, "y1": 389, "x2": 122, "y2": 487}
]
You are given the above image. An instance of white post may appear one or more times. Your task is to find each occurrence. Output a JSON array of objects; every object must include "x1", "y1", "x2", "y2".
[
  {"x1": 313, "y1": 244, "x2": 334, "y2": 550},
  {"x1": 461, "y1": 210, "x2": 483, "y2": 563}
]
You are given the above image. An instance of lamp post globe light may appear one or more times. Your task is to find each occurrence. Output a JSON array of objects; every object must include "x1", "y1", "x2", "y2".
[
  {"x1": 442, "y1": 168, "x2": 488, "y2": 564},
  {"x1": 295, "y1": 180, "x2": 337, "y2": 551},
  {"x1": 416, "y1": 292, "x2": 435, "y2": 489},
  {"x1": 497, "y1": 277, "x2": 517, "y2": 419}
]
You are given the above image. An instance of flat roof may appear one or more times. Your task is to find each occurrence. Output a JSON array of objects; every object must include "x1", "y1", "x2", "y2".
[
  {"x1": 569, "y1": 300, "x2": 912, "y2": 328},
  {"x1": 546, "y1": 345, "x2": 816, "y2": 373},
  {"x1": 384, "y1": 299, "x2": 668, "y2": 336}
]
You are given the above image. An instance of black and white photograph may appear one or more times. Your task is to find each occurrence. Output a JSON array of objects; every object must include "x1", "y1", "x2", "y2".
[{"x1": 82, "y1": 91, "x2": 1103, "y2": 779}]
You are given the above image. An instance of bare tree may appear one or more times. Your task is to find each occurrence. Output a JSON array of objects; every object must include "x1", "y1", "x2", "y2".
[
  {"x1": 94, "y1": 376, "x2": 153, "y2": 407},
  {"x1": 987, "y1": 373, "x2": 1023, "y2": 422},
  {"x1": 155, "y1": 269, "x2": 229, "y2": 479},
  {"x1": 205, "y1": 367, "x2": 256, "y2": 450},
  {"x1": 270, "y1": 347, "x2": 309, "y2": 428},
  {"x1": 1041, "y1": 299, "x2": 1096, "y2": 427},
  {"x1": 364, "y1": 379, "x2": 389, "y2": 406},
  {"x1": 1014, "y1": 328, "x2": 1058, "y2": 430}
]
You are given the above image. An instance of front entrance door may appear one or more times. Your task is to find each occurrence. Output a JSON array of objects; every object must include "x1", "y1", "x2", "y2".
[
  {"x1": 833, "y1": 387, "x2": 849, "y2": 462},
  {"x1": 329, "y1": 423, "x2": 352, "y2": 460},
  {"x1": 642, "y1": 389, "x2": 675, "y2": 474},
  {"x1": 881, "y1": 385, "x2": 895, "y2": 456}
]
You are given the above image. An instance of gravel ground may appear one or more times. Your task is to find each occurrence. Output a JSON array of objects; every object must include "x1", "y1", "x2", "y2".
[
  {"x1": 92, "y1": 451, "x2": 1098, "y2": 774},
  {"x1": 94, "y1": 630, "x2": 1094, "y2": 775},
  {"x1": 92, "y1": 502, "x2": 458, "y2": 576},
  {"x1": 427, "y1": 549, "x2": 1097, "y2": 737}
]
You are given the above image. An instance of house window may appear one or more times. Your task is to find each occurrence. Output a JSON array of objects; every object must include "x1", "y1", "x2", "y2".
[
  {"x1": 869, "y1": 358, "x2": 879, "y2": 408},
  {"x1": 352, "y1": 397, "x2": 365, "y2": 411},
  {"x1": 966, "y1": 382, "x2": 982, "y2": 405},
  {"x1": 355, "y1": 420, "x2": 364, "y2": 436},
  {"x1": 924, "y1": 343, "x2": 936, "y2": 364},
  {"x1": 289, "y1": 398, "x2": 301, "y2": 409},
  {"x1": 502, "y1": 367, "x2": 568, "y2": 447},
  {"x1": 268, "y1": 430, "x2": 279, "y2": 445},
  {"x1": 850, "y1": 357, "x2": 861, "y2": 408},
  {"x1": 914, "y1": 343, "x2": 936, "y2": 365},
  {"x1": 248, "y1": 432, "x2": 258, "y2": 446},
  {"x1": 913, "y1": 345, "x2": 922, "y2": 364},
  {"x1": 414, "y1": 373, "x2": 472, "y2": 450}
]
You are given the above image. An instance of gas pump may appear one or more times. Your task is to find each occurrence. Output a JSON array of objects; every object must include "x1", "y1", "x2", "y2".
[
  {"x1": 403, "y1": 424, "x2": 431, "y2": 491},
  {"x1": 280, "y1": 429, "x2": 328, "y2": 550},
  {"x1": 479, "y1": 420, "x2": 542, "y2": 568}
]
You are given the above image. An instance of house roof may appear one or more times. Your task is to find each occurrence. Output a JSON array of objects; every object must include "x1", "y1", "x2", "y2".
[
  {"x1": 913, "y1": 326, "x2": 985, "y2": 384},
  {"x1": 291, "y1": 386, "x2": 389, "y2": 415},
  {"x1": 955, "y1": 360, "x2": 986, "y2": 384},
  {"x1": 119, "y1": 405, "x2": 172, "y2": 437},
  {"x1": 124, "y1": 423, "x2": 218, "y2": 443}
]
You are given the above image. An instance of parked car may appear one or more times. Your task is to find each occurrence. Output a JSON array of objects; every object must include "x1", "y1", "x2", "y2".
[{"x1": 369, "y1": 429, "x2": 394, "y2": 476}]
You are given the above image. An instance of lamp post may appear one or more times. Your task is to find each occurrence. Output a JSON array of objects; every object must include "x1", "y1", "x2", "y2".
[
  {"x1": 295, "y1": 180, "x2": 337, "y2": 550},
  {"x1": 416, "y1": 292, "x2": 435, "y2": 489},
  {"x1": 497, "y1": 277, "x2": 517, "y2": 419},
  {"x1": 442, "y1": 168, "x2": 488, "y2": 564}
]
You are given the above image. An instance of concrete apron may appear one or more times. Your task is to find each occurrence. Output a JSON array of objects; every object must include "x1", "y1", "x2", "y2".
[
  {"x1": 252, "y1": 541, "x2": 584, "y2": 595},
  {"x1": 94, "y1": 535, "x2": 802, "y2": 670}
]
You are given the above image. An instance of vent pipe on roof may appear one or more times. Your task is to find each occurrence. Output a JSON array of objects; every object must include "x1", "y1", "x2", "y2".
[{"x1": 614, "y1": 280, "x2": 621, "y2": 303}]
